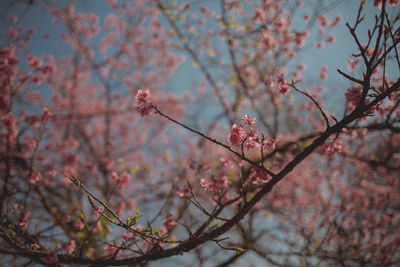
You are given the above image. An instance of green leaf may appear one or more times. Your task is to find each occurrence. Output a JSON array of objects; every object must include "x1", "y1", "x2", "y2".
[
  {"x1": 151, "y1": 226, "x2": 158, "y2": 235},
  {"x1": 134, "y1": 208, "x2": 141, "y2": 221},
  {"x1": 236, "y1": 248, "x2": 246, "y2": 254},
  {"x1": 127, "y1": 208, "x2": 141, "y2": 227}
]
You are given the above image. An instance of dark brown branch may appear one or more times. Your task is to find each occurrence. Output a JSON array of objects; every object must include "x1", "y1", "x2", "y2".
[{"x1": 337, "y1": 69, "x2": 364, "y2": 85}]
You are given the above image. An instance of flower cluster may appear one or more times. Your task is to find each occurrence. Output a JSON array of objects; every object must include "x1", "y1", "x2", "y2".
[
  {"x1": 317, "y1": 142, "x2": 343, "y2": 157},
  {"x1": 347, "y1": 57, "x2": 359, "y2": 71},
  {"x1": 277, "y1": 74, "x2": 290, "y2": 95},
  {"x1": 374, "y1": 0, "x2": 399, "y2": 9},
  {"x1": 64, "y1": 240, "x2": 76, "y2": 254},
  {"x1": 344, "y1": 86, "x2": 363, "y2": 110},
  {"x1": 228, "y1": 114, "x2": 277, "y2": 153},
  {"x1": 163, "y1": 213, "x2": 177, "y2": 229},
  {"x1": 200, "y1": 175, "x2": 229, "y2": 193},
  {"x1": 177, "y1": 187, "x2": 190, "y2": 197},
  {"x1": 250, "y1": 169, "x2": 271, "y2": 184},
  {"x1": 111, "y1": 171, "x2": 131, "y2": 193},
  {"x1": 345, "y1": 86, "x2": 383, "y2": 114},
  {"x1": 319, "y1": 65, "x2": 328, "y2": 81},
  {"x1": 228, "y1": 123, "x2": 246, "y2": 146},
  {"x1": 135, "y1": 89, "x2": 152, "y2": 116}
]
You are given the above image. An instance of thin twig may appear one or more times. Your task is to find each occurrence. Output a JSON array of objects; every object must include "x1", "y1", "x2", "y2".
[{"x1": 290, "y1": 81, "x2": 330, "y2": 129}]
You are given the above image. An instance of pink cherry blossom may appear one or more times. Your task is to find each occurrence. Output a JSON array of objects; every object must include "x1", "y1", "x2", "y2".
[
  {"x1": 92, "y1": 205, "x2": 104, "y2": 217},
  {"x1": 317, "y1": 14, "x2": 328, "y2": 26},
  {"x1": 105, "y1": 245, "x2": 120, "y2": 256},
  {"x1": 19, "y1": 221, "x2": 29, "y2": 229},
  {"x1": 218, "y1": 176, "x2": 228, "y2": 188},
  {"x1": 163, "y1": 213, "x2": 177, "y2": 229},
  {"x1": 319, "y1": 66, "x2": 328, "y2": 80},
  {"x1": 250, "y1": 169, "x2": 270, "y2": 184},
  {"x1": 65, "y1": 240, "x2": 76, "y2": 254},
  {"x1": 228, "y1": 123, "x2": 246, "y2": 146},
  {"x1": 344, "y1": 86, "x2": 363, "y2": 110},
  {"x1": 277, "y1": 74, "x2": 290, "y2": 95},
  {"x1": 74, "y1": 220, "x2": 84, "y2": 230},
  {"x1": 263, "y1": 137, "x2": 277, "y2": 151},
  {"x1": 93, "y1": 221, "x2": 103, "y2": 233},
  {"x1": 177, "y1": 187, "x2": 190, "y2": 197},
  {"x1": 135, "y1": 89, "x2": 152, "y2": 116},
  {"x1": 11, "y1": 204, "x2": 18, "y2": 212},
  {"x1": 27, "y1": 55, "x2": 43, "y2": 70},
  {"x1": 122, "y1": 232, "x2": 135, "y2": 240},
  {"x1": 347, "y1": 57, "x2": 359, "y2": 71},
  {"x1": 200, "y1": 179, "x2": 208, "y2": 189},
  {"x1": 242, "y1": 114, "x2": 256, "y2": 125}
]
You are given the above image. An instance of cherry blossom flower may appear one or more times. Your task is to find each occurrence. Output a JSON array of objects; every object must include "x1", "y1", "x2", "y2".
[
  {"x1": 244, "y1": 139, "x2": 260, "y2": 151},
  {"x1": 11, "y1": 204, "x2": 18, "y2": 212},
  {"x1": 317, "y1": 14, "x2": 328, "y2": 26},
  {"x1": 200, "y1": 179, "x2": 208, "y2": 189},
  {"x1": 111, "y1": 171, "x2": 131, "y2": 192},
  {"x1": 29, "y1": 173, "x2": 42, "y2": 185},
  {"x1": 250, "y1": 169, "x2": 270, "y2": 184},
  {"x1": 74, "y1": 220, "x2": 84, "y2": 230},
  {"x1": 345, "y1": 86, "x2": 363, "y2": 110},
  {"x1": 64, "y1": 240, "x2": 76, "y2": 254},
  {"x1": 347, "y1": 58, "x2": 359, "y2": 71},
  {"x1": 218, "y1": 176, "x2": 228, "y2": 188},
  {"x1": 27, "y1": 55, "x2": 43, "y2": 70},
  {"x1": 41, "y1": 108, "x2": 52, "y2": 123},
  {"x1": 122, "y1": 232, "x2": 135, "y2": 240},
  {"x1": 242, "y1": 114, "x2": 256, "y2": 125},
  {"x1": 8, "y1": 27, "x2": 17, "y2": 39},
  {"x1": 93, "y1": 221, "x2": 103, "y2": 233},
  {"x1": 92, "y1": 205, "x2": 104, "y2": 217},
  {"x1": 163, "y1": 213, "x2": 177, "y2": 229},
  {"x1": 207, "y1": 182, "x2": 217, "y2": 192},
  {"x1": 135, "y1": 89, "x2": 152, "y2": 116},
  {"x1": 228, "y1": 123, "x2": 246, "y2": 146},
  {"x1": 177, "y1": 187, "x2": 190, "y2": 197},
  {"x1": 116, "y1": 201, "x2": 126, "y2": 216},
  {"x1": 318, "y1": 142, "x2": 343, "y2": 156},
  {"x1": 277, "y1": 74, "x2": 290, "y2": 95},
  {"x1": 325, "y1": 34, "x2": 336, "y2": 44},
  {"x1": 330, "y1": 15, "x2": 343, "y2": 27},
  {"x1": 315, "y1": 42, "x2": 324, "y2": 49},
  {"x1": 374, "y1": 0, "x2": 383, "y2": 8},
  {"x1": 319, "y1": 66, "x2": 328, "y2": 80},
  {"x1": 105, "y1": 245, "x2": 120, "y2": 256},
  {"x1": 263, "y1": 137, "x2": 277, "y2": 151},
  {"x1": 19, "y1": 221, "x2": 29, "y2": 229},
  {"x1": 388, "y1": 0, "x2": 400, "y2": 6}
]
